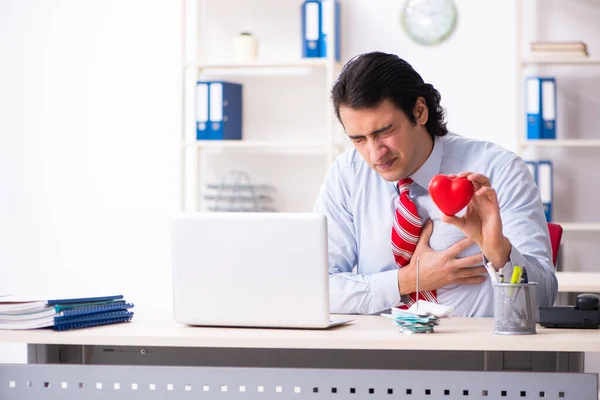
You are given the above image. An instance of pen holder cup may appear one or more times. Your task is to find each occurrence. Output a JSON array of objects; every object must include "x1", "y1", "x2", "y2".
[{"x1": 493, "y1": 282, "x2": 538, "y2": 335}]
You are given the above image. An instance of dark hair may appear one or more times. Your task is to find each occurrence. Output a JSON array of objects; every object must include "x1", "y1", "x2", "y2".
[{"x1": 331, "y1": 51, "x2": 448, "y2": 137}]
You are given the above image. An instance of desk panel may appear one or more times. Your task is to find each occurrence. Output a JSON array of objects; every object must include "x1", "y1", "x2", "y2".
[{"x1": 1, "y1": 364, "x2": 597, "y2": 400}]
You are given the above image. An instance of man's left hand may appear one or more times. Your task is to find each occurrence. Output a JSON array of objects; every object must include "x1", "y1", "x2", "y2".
[{"x1": 440, "y1": 172, "x2": 511, "y2": 269}]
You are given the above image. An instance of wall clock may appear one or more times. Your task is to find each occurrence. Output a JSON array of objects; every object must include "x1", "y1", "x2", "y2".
[{"x1": 401, "y1": 0, "x2": 458, "y2": 46}]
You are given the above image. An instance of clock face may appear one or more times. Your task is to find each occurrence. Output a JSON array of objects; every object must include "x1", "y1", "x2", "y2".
[{"x1": 401, "y1": 0, "x2": 458, "y2": 46}]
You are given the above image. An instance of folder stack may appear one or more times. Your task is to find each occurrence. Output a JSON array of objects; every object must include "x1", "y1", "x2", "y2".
[
  {"x1": 0, "y1": 294, "x2": 134, "y2": 331},
  {"x1": 196, "y1": 81, "x2": 243, "y2": 140},
  {"x1": 525, "y1": 76, "x2": 556, "y2": 140},
  {"x1": 530, "y1": 41, "x2": 588, "y2": 58}
]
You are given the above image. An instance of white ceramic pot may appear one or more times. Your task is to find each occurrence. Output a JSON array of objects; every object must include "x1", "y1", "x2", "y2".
[{"x1": 232, "y1": 33, "x2": 258, "y2": 62}]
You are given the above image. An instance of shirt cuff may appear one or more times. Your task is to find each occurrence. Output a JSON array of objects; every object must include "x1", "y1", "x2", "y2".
[
  {"x1": 482, "y1": 244, "x2": 528, "y2": 282},
  {"x1": 368, "y1": 268, "x2": 402, "y2": 311}
]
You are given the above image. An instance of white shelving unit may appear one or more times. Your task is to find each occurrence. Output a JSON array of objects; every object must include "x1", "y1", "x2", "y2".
[
  {"x1": 521, "y1": 56, "x2": 600, "y2": 65},
  {"x1": 181, "y1": 0, "x2": 345, "y2": 213},
  {"x1": 515, "y1": 0, "x2": 600, "y2": 293},
  {"x1": 556, "y1": 223, "x2": 600, "y2": 232},
  {"x1": 518, "y1": 139, "x2": 600, "y2": 148}
]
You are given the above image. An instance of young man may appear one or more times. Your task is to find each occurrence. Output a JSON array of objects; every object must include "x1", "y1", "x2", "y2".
[{"x1": 314, "y1": 51, "x2": 558, "y2": 316}]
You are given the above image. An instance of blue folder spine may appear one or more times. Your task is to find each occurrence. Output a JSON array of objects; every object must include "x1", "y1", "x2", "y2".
[
  {"x1": 524, "y1": 160, "x2": 538, "y2": 184},
  {"x1": 541, "y1": 78, "x2": 556, "y2": 139},
  {"x1": 207, "y1": 81, "x2": 243, "y2": 140},
  {"x1": 525, "y1": 76, "x2": 556, "y2": 140},
  {"x1": 302, "y1": 0, "x2": 321, "y2": 58},
  {"x1": 526, "y1": 77, "x2": 542, "y2": 139},
  {"x1": 524, "y1": 160, "x2": 553, "y2": 222},
  {"x1": 537, "y1": 160, "x2": 553, "y2": 222},
  {"x1": 196, "y1": 81, "x2": 210, "y2": 140},
  {"x1": 319, "y1": 0, "x2": 341, "y2": 61}
]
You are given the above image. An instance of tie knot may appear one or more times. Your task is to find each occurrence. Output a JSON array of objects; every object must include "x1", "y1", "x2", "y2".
[{"x1": 397, "y1": 178, "x2": 413, "y2": 194}]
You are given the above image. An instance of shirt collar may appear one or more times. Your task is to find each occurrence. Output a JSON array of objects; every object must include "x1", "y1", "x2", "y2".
[{"x1": 409, "y1": 135, "x2": 443, "y2": 190}]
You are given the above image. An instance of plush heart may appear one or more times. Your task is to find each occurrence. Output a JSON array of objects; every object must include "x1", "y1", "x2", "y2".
[{"x1": 428, "y1": 174, "x2": 474, "y2": 216}]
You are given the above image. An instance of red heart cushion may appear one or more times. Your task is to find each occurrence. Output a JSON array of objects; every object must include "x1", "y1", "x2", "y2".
[{"x1": 428, "y1": 174, "x2": 474, "y2": 216}]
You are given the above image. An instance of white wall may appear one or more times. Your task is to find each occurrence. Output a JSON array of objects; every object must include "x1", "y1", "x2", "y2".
[
  {"x1": 344, "y1": 0, "x2": 519, "y2": 152},
  {"x1": 0, "y1": 0, "x2": 182, "y2": 360}
]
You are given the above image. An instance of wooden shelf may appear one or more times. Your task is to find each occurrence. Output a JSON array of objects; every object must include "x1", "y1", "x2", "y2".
[
  {"x1": 519, "y1": 139, "x2": 600, "y2": 148},
  {"x1": 555, "y1": 223, "x2": 600, "y2": 232},
  {"x1": 522, "y1": 56, "x2": 600, "y2": 65},
  {"x1": 556, "y1": 272, "x2": 600, "y2": 293}
]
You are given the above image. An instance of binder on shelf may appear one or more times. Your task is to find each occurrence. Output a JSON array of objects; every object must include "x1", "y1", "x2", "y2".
[
  {"x1": 208, "y1": 81, "x2": 243, "y2": 141},
  {"x1": 301, "y1": 0, "x2": 340, "y2": 61},
  {"x1": 320, "y1": 0, "x2": 341, "y2": 61},
  {"x1": 538, "y1": 160, "x2": 553, "y2": 222},
  {"x1": 524, "y1": 160, "x2": 538, "y2": 183},
  {"x1": 524, "y1": 160, "x2": 553, "y2": 222},
  {"x1": 525, "y1": 76, "x2": 556, "y2": 140},
  {"x1": 301, "y1": 0, "x2": 321, "y2": 58},
  {"x1": 541, "y1": 78, "x2": 556, "y2": 139},
  {"x1": 196, "y1": 82, "x2": 209, "y2": 140}
]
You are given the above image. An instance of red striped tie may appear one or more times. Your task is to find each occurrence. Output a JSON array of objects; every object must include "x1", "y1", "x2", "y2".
[{"x1": 391, "y1": 178, "x2": 437, "y2": 308}]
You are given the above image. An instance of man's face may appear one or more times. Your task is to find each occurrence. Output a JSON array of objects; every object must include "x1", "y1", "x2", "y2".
[{"x1": 339, "y1": 98, "x2": 430, "y2": 182}]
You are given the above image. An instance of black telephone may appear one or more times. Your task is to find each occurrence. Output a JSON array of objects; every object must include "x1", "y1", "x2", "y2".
[{"x1": 539, "y1": 293, "x2": 600, "y2": 329}]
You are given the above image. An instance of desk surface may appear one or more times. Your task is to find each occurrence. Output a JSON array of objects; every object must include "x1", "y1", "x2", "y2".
[
  {"x1": 1, "y1": 312, "x2": 600, "y2": 352},
  {"x1": 556, "y1": 272, "x2": 600, "y2": 293}
]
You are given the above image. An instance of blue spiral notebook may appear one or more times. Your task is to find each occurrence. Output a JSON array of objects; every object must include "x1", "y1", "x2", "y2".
[{"x1": 0, "y1": 294, "x2": 134, "y2": 330}]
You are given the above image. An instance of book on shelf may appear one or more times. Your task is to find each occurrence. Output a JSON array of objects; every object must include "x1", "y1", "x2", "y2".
[
  {"x1": 529, "y1": 41, "x2": 589, "y2": 58},
  {"x1": 0, "y1": 294, "x2": 134, "y2": 331}
]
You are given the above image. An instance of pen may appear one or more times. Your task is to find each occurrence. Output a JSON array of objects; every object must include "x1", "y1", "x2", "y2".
[
  {"x1": 498, "y1": 267, "x2": 504, "y2": 283},
  {"x1": 510, "y1": 266, "x2": 523, "y2": 284},
  {"x1": 484, "y1": 262, "x2": 498, "y2": 283},
  {"x1": 508, "y1": 265, "x2": 523, "y2": 298},
  {"x1": 520, "y1": 267, "x2": 528, "y2": 283}
]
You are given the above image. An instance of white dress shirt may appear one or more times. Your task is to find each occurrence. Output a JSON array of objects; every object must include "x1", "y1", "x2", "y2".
[{"x1": 313, "y1": 132, "x2": 558, "y2": 316}]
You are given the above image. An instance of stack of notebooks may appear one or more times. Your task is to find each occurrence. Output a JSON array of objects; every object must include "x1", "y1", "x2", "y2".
[
  {"x1": 0, "y1": 294, "x2": 134, "y2": 331},
  {"x1": 381, "y1": 300, "x2": 453, "y2": 334}
]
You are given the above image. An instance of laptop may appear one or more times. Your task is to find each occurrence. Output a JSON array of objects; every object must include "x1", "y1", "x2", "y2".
[{"x1": 170, "y1": 212, "x2": 353, "y2": 329}]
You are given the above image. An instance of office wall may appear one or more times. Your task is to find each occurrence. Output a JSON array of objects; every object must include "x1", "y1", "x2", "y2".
[{"x1": 0, "y1": 0, "x2": 182, "y2": 361}]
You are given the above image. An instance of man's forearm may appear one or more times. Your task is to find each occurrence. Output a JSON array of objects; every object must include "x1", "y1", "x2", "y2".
[
  {"x1": 330, "y1": 269, "x2": 401, "y2": 314},
  {"x1": 482, "y1": 236, "x2": 512, "y2": 269},
  {"x1": 397, "y1": 267, "x2": 415, "y2": 295}
]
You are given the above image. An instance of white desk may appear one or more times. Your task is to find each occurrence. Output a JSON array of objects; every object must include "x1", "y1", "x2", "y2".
[
  {"x1": 1, "y1": 312, "x2": 600, "y2": 353},
  {"x1": 557, "y1": 271, "x2": 600, "y2": 293},
  {"x1": 2, "y1": 312, "x2": 600, "y2": 399}
]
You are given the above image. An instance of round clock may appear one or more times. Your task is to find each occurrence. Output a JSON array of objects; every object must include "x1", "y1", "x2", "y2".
[{"x1": 401, "y1": 0, "x2": 458, "y2": 46}]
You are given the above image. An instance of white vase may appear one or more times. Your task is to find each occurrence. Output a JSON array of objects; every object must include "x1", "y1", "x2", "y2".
[{"x1": 232, "y1": 33, "x2": 259, "y2": 62}]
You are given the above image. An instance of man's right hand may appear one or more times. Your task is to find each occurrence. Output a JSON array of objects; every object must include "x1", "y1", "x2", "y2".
[{"x1": 397, "y1": 219, "x2": 486, "y2": 295}]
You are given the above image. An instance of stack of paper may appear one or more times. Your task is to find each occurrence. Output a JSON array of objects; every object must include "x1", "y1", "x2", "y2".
[
  {"x1": 0, "y1": 294, "x2": 134, "y2": 331},
  {"x1": 381, "y1": 300, "x2": 454, "y2": 334}
]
